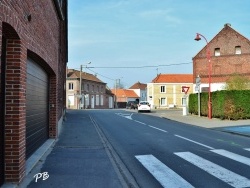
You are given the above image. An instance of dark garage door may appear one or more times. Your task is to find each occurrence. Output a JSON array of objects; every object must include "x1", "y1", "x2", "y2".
[{"x1": 26, "y1": 58, "x2": 49, "y2": 159}]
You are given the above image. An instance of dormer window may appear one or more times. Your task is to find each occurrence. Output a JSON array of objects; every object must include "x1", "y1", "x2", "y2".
[
  {"x1": 214, "y1": 48, "x2": 220, "y2": 56},
  {"x1": 235, "y1": 46, "x2": 241, "y2": 54}
]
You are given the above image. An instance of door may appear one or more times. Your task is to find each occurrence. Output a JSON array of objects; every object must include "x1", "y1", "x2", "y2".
[{"x1": 26, "y1": 58, "x2": 49, "y2": 159}]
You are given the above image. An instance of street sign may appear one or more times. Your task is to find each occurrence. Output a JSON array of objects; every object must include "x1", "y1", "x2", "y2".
[
  {"x1": 182, "y1": 86, "x2": 190, "y2": 94},
  {"x1": 196, "y1": 76, "x2": 201, "y2": 87},
  {"x1": 195, "y1": 85, "x2": 200, "y2": 92}
]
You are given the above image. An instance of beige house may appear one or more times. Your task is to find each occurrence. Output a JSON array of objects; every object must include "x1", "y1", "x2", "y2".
[
  {"x1": 66, "y1": 69, "x2": 114, "y2": 109},
  {"x1": 147, "y1": 74, "x2": 193, "y2": 109}
]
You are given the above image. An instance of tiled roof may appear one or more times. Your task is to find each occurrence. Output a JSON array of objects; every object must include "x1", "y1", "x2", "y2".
[
  {"x1": 152, "y1": 74, "x2": 193, "y2": 83},
  {"x1": 111, "y1": 89, "x2": 139, "y2": 98},
  {"x1": 129, "y1": 82, "x2": 147, "y2": 89},
  {"x1": 67, "y1": 69, "x2": 105, "y2": 83}
]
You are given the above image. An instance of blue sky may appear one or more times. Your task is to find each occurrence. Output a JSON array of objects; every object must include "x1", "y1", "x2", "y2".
[{"x1": 68, "y1": 0, "x2": 250, "y2": 88}]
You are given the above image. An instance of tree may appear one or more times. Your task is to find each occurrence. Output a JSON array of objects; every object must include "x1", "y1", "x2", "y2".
[{"x1": 223, "y1": 73, "x2": 250, "y2": 90}]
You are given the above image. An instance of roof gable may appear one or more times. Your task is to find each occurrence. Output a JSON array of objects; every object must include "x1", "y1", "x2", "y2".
[
  {"x1": 193, "y1": 24, "x2": 250, "y2": 59},
  {"x1": 129, "y1": 81, "x2": 147, "y2": 89}
]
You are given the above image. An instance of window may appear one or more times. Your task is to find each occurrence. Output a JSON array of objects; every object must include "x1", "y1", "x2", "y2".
[
  {"x1": 160, "y1": 86, "x2": 166, "y2": 93},
  {"x1": 96, "y1": 95, "x2": 99, "y2": 105},
  {"x1": 214, "y1": 48, "x2": 220, "y2": 56},
  {"x1": 235, "y1": 46, "x2": 241, "y2": 54},
  {"x1": 87, "y1": 84, "x2": 89, "y2": 91},
  {"x1": 69, "y1": 83, "x2": 73, "y2": 90},
  {"x1": 160, "y1": 98, "x2": 166, "y2": 106},
  {"x1": 100, "y1": 95, "x2": 104, "y2": 105}
]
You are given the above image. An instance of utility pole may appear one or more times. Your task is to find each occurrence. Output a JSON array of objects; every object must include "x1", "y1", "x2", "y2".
[
  {"x1": 79, "y1": 62, "x2": 91, "y2": 109},
  {"x1": 79, "y1": 65, "x2": 82, "y2": 109}
]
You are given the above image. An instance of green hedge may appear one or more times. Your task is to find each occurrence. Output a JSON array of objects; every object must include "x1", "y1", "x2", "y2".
[{"x1": 189, "y1": 90, "x2": 250, "y2": 120}]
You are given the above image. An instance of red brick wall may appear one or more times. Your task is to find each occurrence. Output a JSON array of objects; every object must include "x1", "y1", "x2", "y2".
[
  {"x1": 193, "y1": 25, "x2": 250, "y2": 84},
  {"x1": 0, "y1": 0, "x2": 67, "y2": 184},
  {"x1": 4, "y1": 39, "x2": 26, "y2": 183}
]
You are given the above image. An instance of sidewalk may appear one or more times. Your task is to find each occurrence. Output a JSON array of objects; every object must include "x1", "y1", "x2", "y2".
[
  {"x1": 148, "y1": 108, "x2": 250, "y2": 137},
  {"x1": 16, "y1": 110, "x2": 126, "y2": 188}
]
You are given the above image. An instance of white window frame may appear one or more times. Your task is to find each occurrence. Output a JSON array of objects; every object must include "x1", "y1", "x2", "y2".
[
  {"x1": 214, "y1": 48, "x2": 220, "y2": 56},
  {"x1": 160, "y1": 98, "x2": 166, "y2": 106},
  {"x1": 235, "y1": 46, "x2": 241, "y2": 54},
  {"x1": 160, "y1": 86, "x2": 166, "y2": 93},
  {"x1": 100, "y1": 95, "x2": 104, "y2": 106},
  {"x1": 96, "y1": 95, "x2": 99, "y2": 105},
  {"x1": 69, "y1": 82, "x2": 74, "y2": 90}
]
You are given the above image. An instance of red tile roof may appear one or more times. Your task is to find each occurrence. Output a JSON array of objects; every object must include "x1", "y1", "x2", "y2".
[
  {"x1": 67, "y1": 69, "x2": 105, "y2": 83},
  {"x1": 111, "y1": 89, "x2": 139, "y2": 98},
  {"x1": 152, "y1": 74, "x2": 193, "y2": 83},
  {"x1": 129, "y1": 82, "x2": 147, "y2": 89}
]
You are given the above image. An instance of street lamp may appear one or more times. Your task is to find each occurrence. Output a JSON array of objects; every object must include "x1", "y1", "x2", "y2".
[
  {"x1": 79, "y1": 62, "x2": 91, "y2": 109},
  {"x1": 194, "y1": 33, "x2": 212, "y2": 119}
]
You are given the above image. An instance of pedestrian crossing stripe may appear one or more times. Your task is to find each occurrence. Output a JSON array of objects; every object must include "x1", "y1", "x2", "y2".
[
  {"x1": 175, "y1": 152, "x2": 250, "y2": 188},
  {"x1": 135, "y1": 155, "x2": 194, "y2": 188},
  {"x1": 211, "y1": 149, "x2": 250, "y2": 167}
]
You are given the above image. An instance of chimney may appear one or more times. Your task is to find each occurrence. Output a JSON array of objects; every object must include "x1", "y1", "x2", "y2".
[{"x1": 224, "y1": 23, "x2": 231, "y2": 28}]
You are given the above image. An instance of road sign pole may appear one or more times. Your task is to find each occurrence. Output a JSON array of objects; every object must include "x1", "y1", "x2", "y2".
[
  {"x1": 196, "y1": 75, "x2": 201, "y2": 117},
  {"x1": 198, "y1": 86, "x2": 201, "y2": 117}
]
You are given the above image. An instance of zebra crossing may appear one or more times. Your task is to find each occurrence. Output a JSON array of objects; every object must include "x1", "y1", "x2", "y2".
[{"x1": 135, "y1": 148, "x2": 250, "y2": 188}]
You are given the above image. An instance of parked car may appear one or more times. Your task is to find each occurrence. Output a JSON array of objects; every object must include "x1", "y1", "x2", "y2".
[
  {"x1": 138, "y1": 101, "x2": 151, "y2": 112},
  {"x1": 126, "y1": 101, "x2": 139, "y2": 109}
]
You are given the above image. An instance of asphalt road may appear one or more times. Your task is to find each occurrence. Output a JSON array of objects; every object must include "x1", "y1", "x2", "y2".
[{"x1": 89, "y1": 109, "x2": 250, "y2": 188}]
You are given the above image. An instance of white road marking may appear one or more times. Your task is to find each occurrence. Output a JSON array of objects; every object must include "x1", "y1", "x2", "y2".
[
  {"x1": 175, "y1": 135, "x2": 214, "y2": 150},
  {"x1": 148, "y1": 125, "x2": 168, "y2": 133},
  {"x1": 134, "y1": 120, "x2": 146, "y2": 125},
  {"x1": 135, "y1": 155, "x2": 194, "y2": 188},
  {"x1": 115, "y1": 113, "x2": 133, "y2": 120},
  {"x1": 211, "y1": 149, "x2": 250, "y2": 166},
  {"x1": 244, "y1": 148, "x2": 250, "y2": 152},
  {"x1": 175, "y1": 152, "x2": 250, "y2": 188}
]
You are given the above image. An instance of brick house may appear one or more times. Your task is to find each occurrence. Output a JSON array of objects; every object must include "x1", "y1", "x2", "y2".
[
  {"x1": 0, "y1": 1, "x2": 68, "y2": 185},
  {"x1": 66, "y1": 69, "x2": 114, "y2": 109},
  {"x1": 147, "y1": 74, "x2": 193, "y2": 109},
  {"x1": 193, "y1": 24, "x2": 250, "y2": 92},
  {"x1": 128, "y1": 81, "x2": 147, "y2": 101}
]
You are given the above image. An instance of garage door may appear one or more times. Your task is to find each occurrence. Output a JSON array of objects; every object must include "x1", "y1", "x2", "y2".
[{"x1": 26, "y1": 58, "x2": 49, "y2": 159}]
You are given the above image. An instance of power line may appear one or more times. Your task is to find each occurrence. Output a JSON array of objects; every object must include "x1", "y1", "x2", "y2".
[
  {"x1": 86, "y1": 68, "x2": 116, "y2": 81},
  {"x1": 71, "y1": 62, "x2": 193, "y2": 83},
  {"x1": 87, "y1": 62, "x2": 192, "y2": 69}
]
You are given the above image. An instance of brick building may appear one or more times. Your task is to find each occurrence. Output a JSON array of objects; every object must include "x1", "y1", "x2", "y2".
[
  {"x1": 193, "y1": 24, "x2": 250, "y2": 92},
  {"x1": 66, "y1": 69, "x2": 114, "y2": 109},
  {"x1": 0, "y1": 0, "x2": 68, "y2": 185}
]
